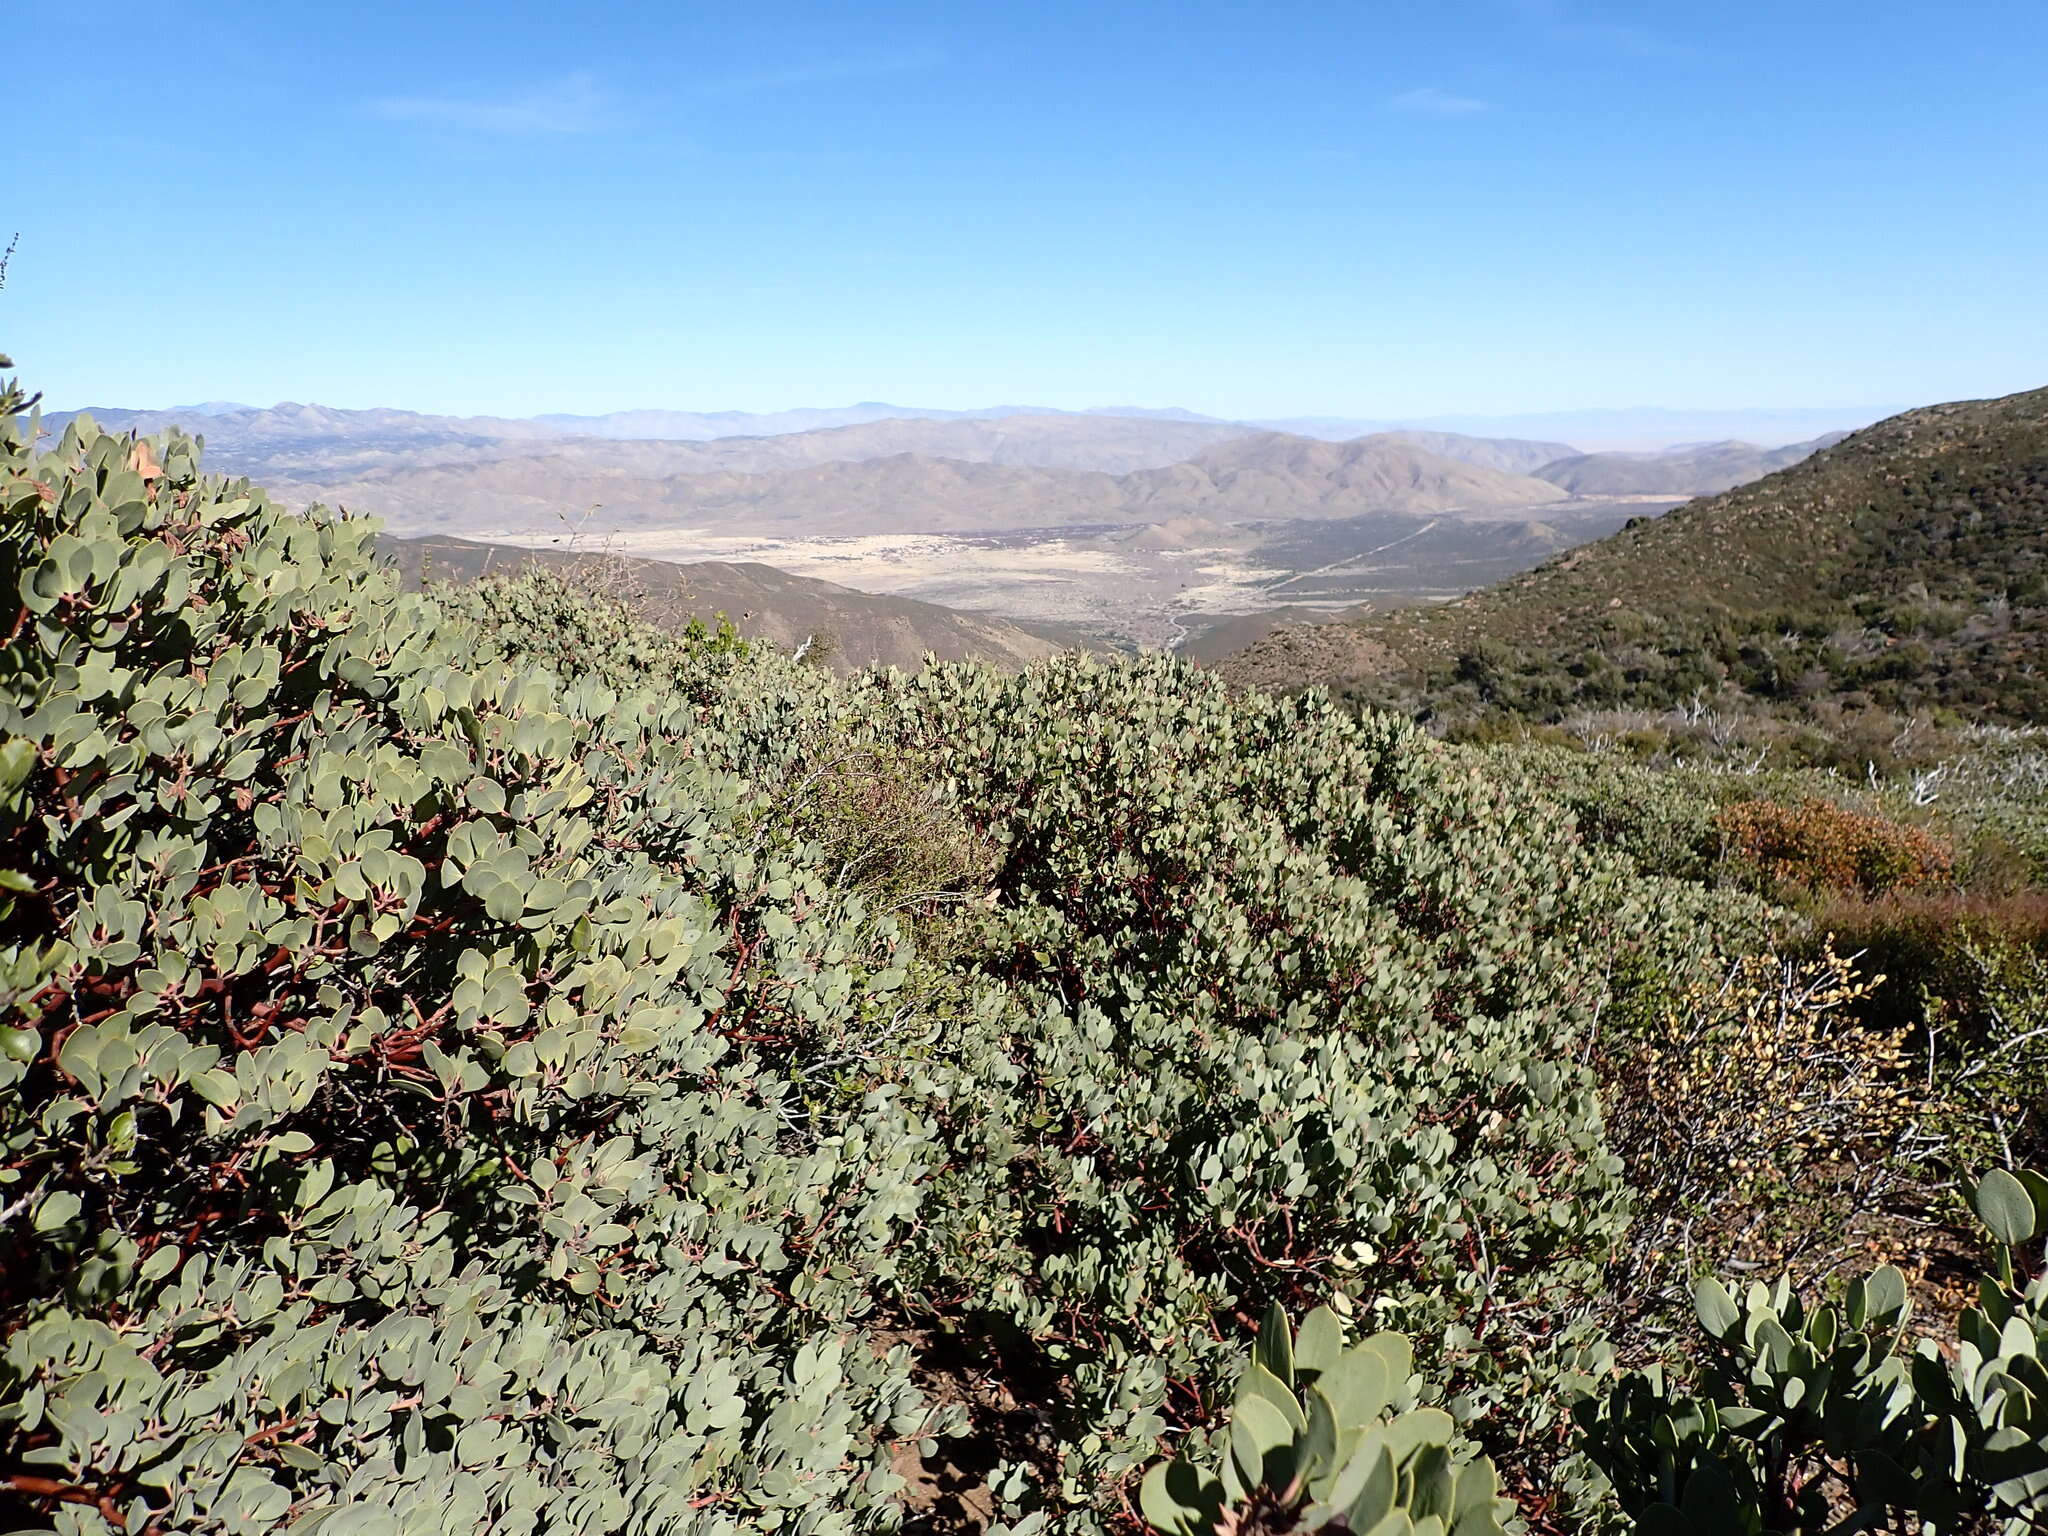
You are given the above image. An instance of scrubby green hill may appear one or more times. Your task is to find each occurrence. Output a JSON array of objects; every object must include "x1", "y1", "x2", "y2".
[{"x1": 1220, "y1": 385, "x2": 2048, "y2": 729}]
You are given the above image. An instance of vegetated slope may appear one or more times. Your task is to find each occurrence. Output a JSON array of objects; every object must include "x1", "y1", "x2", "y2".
[
  {"x1": 292, "y1": 432, "x2": 1574, "y2": 537},
  {"x1": 379, "y1": 532, "x2": 1076, "y2": 671},
  {"x1": 1530, "y1": 432, "x2": 1847, "y2": 495},
  {"x1": 2, "y1": 384, "x2": 1761, "y2": 1531},
  {"x1": 1174, "y1": 602, "x2": 1385, "y2": 663},
  {"x1": 1217, "y1": 385, "x2": 2048, "y2": 719}
]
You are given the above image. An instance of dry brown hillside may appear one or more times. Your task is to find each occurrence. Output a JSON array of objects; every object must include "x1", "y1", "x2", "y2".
[{"x1": 320, "y1": 431, "x2": 1571, "y2": 537}]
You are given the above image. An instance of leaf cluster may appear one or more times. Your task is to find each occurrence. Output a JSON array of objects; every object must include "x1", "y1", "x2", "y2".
[{"x1": 1577, "y1": 1169, "x2": 2048, "y2": 1534}]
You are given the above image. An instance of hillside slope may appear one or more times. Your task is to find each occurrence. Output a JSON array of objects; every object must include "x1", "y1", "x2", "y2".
[
  {"x1": 1125, "y1": 433, "x2": 1563, "y2": 517},
  {"x1": 1377, "y1": 429, "x2": 1580, "y2": 474},
  {"x1": 379, "y1": 533, "x2": 1075, "y2": 670},
  {"x1": 1218, "y1": 385, "x2": 2048, "y2": 720},
  {"x1": 1531, "y1": 432, "x2": 1846, "y2": 495}
]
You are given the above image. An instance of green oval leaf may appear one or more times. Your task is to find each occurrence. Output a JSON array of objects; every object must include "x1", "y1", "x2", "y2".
[{"x1": 1977, "y1": 1168, "x2": 2037, "y2": 1245}]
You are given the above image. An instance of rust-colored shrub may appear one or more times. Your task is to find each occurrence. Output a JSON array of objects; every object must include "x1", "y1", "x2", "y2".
[
  {"x1": 1717, "y1": 795, "x2": 1953, "y2": 897},
  {"x1": 1806, "y1": 891, "x2": 2048, "y2": 1171},
  {"x1": 1816, "y1": 884, "x2": 2048, "y2": 1031}
]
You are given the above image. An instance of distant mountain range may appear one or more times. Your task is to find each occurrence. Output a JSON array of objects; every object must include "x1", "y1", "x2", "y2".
[
  {"x1": 504, "y1": 400, "x2": 1895, "y2": 452},
  {"x1": 533, "y1": 401, "x2": 1033, "y2": 440},
  {"x1": 30, "y1": 399, "x2": 1869, "y2": 649},
  {"x1": 32, "y1": 404, "x2": 1287, "y2": 479},
  {"x1": 1342, "y1": 405, "x2": 1891, "y2": 453},
  {"x1": 277, "y1": 431, "x2": 1572, "y2": 538},
  {"x1": 1124, "y1": 434, "x2": 1567, "y2": 521},
  {"x1": 29, "y1": 390, "x2": 1895, "y2": 662},
  {"x1": 46, "y1": 394, "x2": 1880, "y2": 462},
  {"x1": 520, "y1": 413, "x2": 1261, "y2": 476},
  {"x1": 1369, "y1": 431, "x2": 1577, "y2": 476}
]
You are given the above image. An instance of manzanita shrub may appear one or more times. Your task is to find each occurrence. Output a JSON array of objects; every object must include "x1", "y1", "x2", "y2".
[
  {"x1": 859, "y1": 652, "x2": 1762, "y2": 1517},
  {"x1": 0, "y1": 361, "x2": 1765, "y2": 1532},
  {"x1": 0, "y1": 370, "x2": 956, "y2": 1534}
]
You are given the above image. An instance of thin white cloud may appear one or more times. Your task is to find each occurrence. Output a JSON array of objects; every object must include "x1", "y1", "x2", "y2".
[
  {"x1": 366, "y1": 72, "x2": 616, "y2": 135},
  {"x1": 695, "y1": 47, "x2": 942, "y2": 97},
  {"x1": 1501, "y1": 0, "x2": 1689, "y2": 58},
  {"x1": 1387, "y1": 87, "x2": 1491, "y2": 116}
]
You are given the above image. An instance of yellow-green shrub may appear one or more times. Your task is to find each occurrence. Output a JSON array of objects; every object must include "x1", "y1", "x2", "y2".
[{"x1": 1598, "y1": 946, "x2": 1919, "y2": 1297}]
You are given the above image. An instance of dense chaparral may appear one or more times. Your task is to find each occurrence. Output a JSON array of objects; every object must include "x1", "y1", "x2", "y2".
[{"x1": 2, "y1": 360, "x2": 2045, "y2": 1536}]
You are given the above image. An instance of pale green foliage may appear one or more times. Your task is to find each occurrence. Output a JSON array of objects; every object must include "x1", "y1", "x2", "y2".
[
  {"x1": 1576, "y1": 1168, "x2": 2048, "y2": 1534},
  {"x1": 0, "y1": 387, "x2": 1768, "y2": 1530},
  {"x1": 0, "y1": 404, "x2": 953, "y2": 1532},
  {"x1": 1137, "y1": 1304, "x2": 1512, "y2": 1536},
  {"x1": 864, "y1": 655, "x2": 1751, "y2": 1511}
]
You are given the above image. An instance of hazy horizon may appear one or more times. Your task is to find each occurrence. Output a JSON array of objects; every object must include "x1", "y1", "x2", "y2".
[{"x1": 36, "y1": 392, "x2": 1898, "y2": 453}]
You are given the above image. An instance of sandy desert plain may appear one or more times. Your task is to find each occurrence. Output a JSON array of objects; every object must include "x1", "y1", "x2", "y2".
[{"x1": 452, "y1": 497, "x2": 1680, "y2": 651}]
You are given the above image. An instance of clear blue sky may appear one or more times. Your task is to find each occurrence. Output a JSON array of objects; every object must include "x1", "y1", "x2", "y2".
[{"x1": 9, "y1": 0, "x2": 2046, "y2": 419}]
